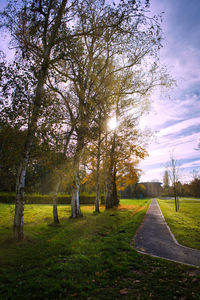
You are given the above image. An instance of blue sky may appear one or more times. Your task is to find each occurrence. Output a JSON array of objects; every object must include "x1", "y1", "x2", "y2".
[
  {"x1": 139, "y1": 0, "x2": 200, "y2": 183},
  {"x1": 0, "y1": 0, "x2": 199, "y2": 184}
]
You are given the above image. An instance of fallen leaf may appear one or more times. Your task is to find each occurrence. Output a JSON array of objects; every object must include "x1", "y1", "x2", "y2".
[
  {"x1": 149, "y1": 293, "x2": 153, "y2": 298},
  {"x1": 120, "y1": 288, "x2": 128, "y2": 295}
]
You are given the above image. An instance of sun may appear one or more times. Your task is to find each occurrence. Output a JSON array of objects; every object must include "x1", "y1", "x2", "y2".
[{"x1": 108, "y1": 117, "x2": 118, "y2": 130}]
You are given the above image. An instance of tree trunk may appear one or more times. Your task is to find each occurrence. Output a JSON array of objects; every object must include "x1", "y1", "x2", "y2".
[
  {"x1": 112, "y1": 163, "x2": 119, "y2": 206},
  {"x1": 71, "y1": 187, "x2": 76, "y2": 218},
  {"x1": 174, "y1": 183, "x2": 178, "y2": 212},
  {"x1": 95, "y1": 175, "x2": 100, "y2": 213},
  {"x1": 71, "y1": 169, "x2": 82, "y2": 218},
  {"x1": 106, "y1": 133, "x2": 116, "y2": 209},
  {"x1": 14, "y1": 142, "x2": 31, "y2": 240},
  {"x1": 75, "y1": 170, "x2": 82, "y2": 217},
  {"x1": 175, "y1": 196, "x2": 178, "y2": 212},
  {"x1": 70, "y1": 145, "x2": 83, "y2": 218},
  {"x1": 106, "y1": 178, "x2": 114, "y2": 209},
  {"x1": 95, "y1": 133, "x2": 101, "y2": 213},
  {"x1": 53, "y1": 179, "x2": 61, "y2": 224},
  {"x1": 14, "y1": 164, "x2": 26, "y2": 240},
  {"x1": 104, "y1": 183, "x2": 108, "y2": 205},
  {"x1": 103, "y1": 133, "x2": 108, "y2": 206},
  {"x1": 53, "y1": 201, "x2": 59, "y2": 224}
]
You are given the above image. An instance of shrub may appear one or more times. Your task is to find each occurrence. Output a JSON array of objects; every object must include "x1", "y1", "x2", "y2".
[{"x1": 0, "y1": 193, "x2": 96, "y2": 205}]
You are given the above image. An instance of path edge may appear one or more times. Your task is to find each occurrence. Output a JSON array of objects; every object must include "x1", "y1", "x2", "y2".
[
  {"x1": 156, "y1": 198, "x2": 200, "y2": 252},
  {"x1": 130, "y1": 198, "x2": 200, "y2": 269}
]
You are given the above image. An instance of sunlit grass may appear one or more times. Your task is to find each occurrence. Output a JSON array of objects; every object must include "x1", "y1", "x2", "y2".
[
  {"x1": 0, "y1": 200, "x2": 150, "y2": 241},
  {"x1": 158, "y1": 199, "x2": 200, "y2": 250},
  {"x1": 120, "y1": 199, "x2": 151, "y2": 205}
]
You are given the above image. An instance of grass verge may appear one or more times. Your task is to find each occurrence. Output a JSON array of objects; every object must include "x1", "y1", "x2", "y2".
[
  {"x1": 158, "y1": 199, "x2": 200, "y2": 250},
  {"x1": 0, "y1": 199, "x2": 200, "y2": 299}
]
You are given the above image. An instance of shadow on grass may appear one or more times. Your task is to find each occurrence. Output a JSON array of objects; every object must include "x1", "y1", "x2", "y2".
[{"x1": 0, "y1": 204, "x2": 200, "y2": 300}]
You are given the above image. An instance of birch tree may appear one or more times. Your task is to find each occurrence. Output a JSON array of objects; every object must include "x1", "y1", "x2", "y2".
[
  {"x1": 0, "y1": 0, "x2": 77, "y2": 240},
  {"x1": 69, "y1": 0, "x2": 169, "y2": 213},
  {"x1": 49, "y1": 0, "x2": 153, "y2": 217},
  {"x1": 168, "y1": 153, "x2": 179, "y2": 211}
]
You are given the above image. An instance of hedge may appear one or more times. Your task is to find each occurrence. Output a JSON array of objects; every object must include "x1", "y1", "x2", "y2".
[{"x1": 0, "y1": 194, "x2": 99, "y2": 205}]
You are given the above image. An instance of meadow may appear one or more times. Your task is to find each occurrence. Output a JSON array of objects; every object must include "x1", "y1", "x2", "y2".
[
  {"x1": 158, "y1": 198, "x2": 200, "y2": 250},
  {"x1": 0, "y1": 199, "x2": 200, "y2": 299}
]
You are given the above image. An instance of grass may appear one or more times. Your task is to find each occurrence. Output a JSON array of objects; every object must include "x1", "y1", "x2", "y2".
[
  {"x1": 179, "y1": 197, "x2": 200, "y2": 201},
  {"x1": 158, "y1": 199, "x2": 200, "y2": 250},
  {"x1": 0, "y1": 199, "x2": 200, "y2": 299}
]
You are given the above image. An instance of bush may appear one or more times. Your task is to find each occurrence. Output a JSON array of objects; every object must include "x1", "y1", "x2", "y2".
[
  {"x1": 189, "y1": 178, "x2": 200, "y2": 198},
  {"x1": 0, "y1": 193, "x2": 96, "y2": 205},
  {"x1": 0, "y1": 194, "x2": 16, "y2": 204}
]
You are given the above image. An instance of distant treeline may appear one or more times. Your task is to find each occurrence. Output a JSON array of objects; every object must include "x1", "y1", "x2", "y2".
[
  {"x1": 121, "y1": 179, "x2": 200, "y2": 199},
  {"x1": 120, "y1": 183, "x2": 147, "y2": 199},
  {"x1": 162, "y1": 179, "x2": 200, "y2": 198}
]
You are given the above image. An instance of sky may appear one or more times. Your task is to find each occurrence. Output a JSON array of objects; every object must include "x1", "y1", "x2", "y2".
[
  {"x1": 0, "y1": 0, "x2": 199, "y2": 184},
  {"x1": 139, "y1": 0, "x2": 200, "y2": 184}
]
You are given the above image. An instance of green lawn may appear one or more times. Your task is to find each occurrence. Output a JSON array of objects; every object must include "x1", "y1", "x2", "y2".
[
  {"x1": 0, "y1": 199, "x2": 200, "y2": 299},
  {"x1": 158, "y1": 199, "x2": 200, "y2": 250}
]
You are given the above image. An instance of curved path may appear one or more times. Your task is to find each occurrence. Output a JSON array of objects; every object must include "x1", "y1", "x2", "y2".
[{"x1": 133, "y1": 199, "x2": 200, "y2": 267}]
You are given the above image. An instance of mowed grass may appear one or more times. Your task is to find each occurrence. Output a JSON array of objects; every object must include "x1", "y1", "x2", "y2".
[
  {"x1": 0, "y1": 199, "x2": 200, "y2": 300},
  {"x1": 158, "y1": 199, "x2": 200, "y2": 250}
]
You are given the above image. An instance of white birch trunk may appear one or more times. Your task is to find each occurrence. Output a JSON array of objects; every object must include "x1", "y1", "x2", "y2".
[
  {"x1": 53, "y1": 179, "x2": 61, "y2": 224},
  {"x1": 75, "y1": 170, "x2": 82, "y2": 216},
  {"x1": 70, "y1": 156, "x2": 83, "y2": 218},
  {"x1": 14, "y1": 164, "x2": 26, "y2": 240}
]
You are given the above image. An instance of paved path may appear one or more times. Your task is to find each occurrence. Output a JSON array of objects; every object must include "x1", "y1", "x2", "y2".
[{"x1": 133, "y1": 199, "x2": 200, "y2": 267}]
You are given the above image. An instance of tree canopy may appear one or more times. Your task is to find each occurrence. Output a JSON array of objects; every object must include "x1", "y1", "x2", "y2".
[{"x1": 0, "y1": 0, "x2": 171, "y2": 240}]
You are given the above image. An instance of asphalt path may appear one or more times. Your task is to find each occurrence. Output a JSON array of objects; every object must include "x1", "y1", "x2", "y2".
[{"x1": 133, "y1": 199, "x2": 200, "y2": 267}]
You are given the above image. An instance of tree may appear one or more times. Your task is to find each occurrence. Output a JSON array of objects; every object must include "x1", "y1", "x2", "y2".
[
  {"x1": 168, "y1": 154, "x2": 179, "y2": 211},
  {"x1": 104, "y1": 120, "x2": 148, "y2": 208},
  {"x1": 47, "y1": 0, "x2": 159, "y2": 216},
  {"x1": 163, "y1": 169, "x2": 170, "y2": 196},
  {"x1": 103, "y1": 68, "x2": 153, "y2": 208},
  {"x1": 1, "y1": 0, "x2": 77, "y2": 240},
  {"x1": 135, "y1": 184, "x2": 146, "y2": 198},
  {"x1": 47, "y1": 0, "x2": 170, "y2": 215},
  {"x1": 189, "y1": 172, "x2": 200, "y2": 198}
]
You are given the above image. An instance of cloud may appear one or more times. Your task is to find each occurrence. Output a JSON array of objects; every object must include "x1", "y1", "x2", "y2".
[
  {"x1": 150, "y1": 0, "x2": 200, "y2": 94},
  {"x1": 162, "y1": 47, "x2": 200, "y2": 91},
  {"x1": 139, "y1": 114, "x2": 200, "y2": 182},
  {"x1": 179, "y1": 160, "x2": 200, "y2": 170},
  {"x1": 157, "y1": 117, "x2": 200, "y2": 138}
]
